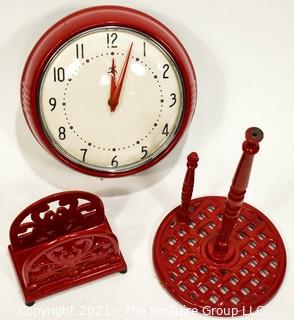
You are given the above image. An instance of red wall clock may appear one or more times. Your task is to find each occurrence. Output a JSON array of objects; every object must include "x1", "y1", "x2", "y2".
[{"x1": 21, "y1": 6, "x2": 197, "y2": 177}]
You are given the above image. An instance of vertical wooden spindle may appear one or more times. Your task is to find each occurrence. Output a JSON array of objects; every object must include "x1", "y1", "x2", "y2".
[
  {"x1": 214, "y1": 127, "x2": 264, "y2": 255},
  {"x1": 178, "y1": 152, "x2": 199, "y2": 220}
]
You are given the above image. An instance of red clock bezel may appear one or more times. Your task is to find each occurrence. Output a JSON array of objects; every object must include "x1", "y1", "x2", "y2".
[{"x1": 21, "y1": 5, "x2": 197, "y2": 177}]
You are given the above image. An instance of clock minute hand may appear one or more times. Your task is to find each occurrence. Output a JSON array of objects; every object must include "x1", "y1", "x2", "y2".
[{"x1": 108, "y1": 43, "x2": 133, "y2": 112}]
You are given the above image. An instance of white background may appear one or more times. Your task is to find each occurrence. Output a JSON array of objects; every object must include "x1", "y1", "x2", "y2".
[{"x1": 1, "y1": 0, "x2": 294, "y2": 319}]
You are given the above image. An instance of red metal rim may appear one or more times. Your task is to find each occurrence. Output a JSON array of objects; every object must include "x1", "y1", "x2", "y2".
[
  {"x1": 153, "y1": 196, "x2": 286, "y2": 316},
  {"x1": 21, "y1": 5, "x2": 197, "y2": 177}
]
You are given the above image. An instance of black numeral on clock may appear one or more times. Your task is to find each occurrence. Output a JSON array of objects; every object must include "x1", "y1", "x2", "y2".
[
  {"x1": 76, "y1": 43, "x2": 84, "y2": 59},
  {"x1": 163, "y1": 64, "x2": 170, "y2": 79},
  {"x1": 107, "y1": 33, "x2": 118, "y2": 48},
  {"x1": 169, "y1": 93, "x2": 177, "y2": 108},
  {"x1": 111, "y1": 155, "x2": 118, "y2": 167},
  {"x1": 80, "y1": 148, "x2": 87, "y2": 162},
  {"x1": 162, "y1": 123, "x2": 169, "y2": 136},
  {"x1": 141, "y1": 146, "x2": 148, "y2": 159},
  {"x1": 143, "y1": 42, "x2": 146, "y2": 57},
  {"x1": 49, "y1": 97, "x2": 56, "y2": 111},
  {"x1": 58, "y1": 126, "x2": 66, "y2": 140},
  {"x1": 53, "y1": 67, "x2": 65, "y2": 82}
]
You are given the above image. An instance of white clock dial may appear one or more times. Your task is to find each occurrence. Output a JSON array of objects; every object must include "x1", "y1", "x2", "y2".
[{"x1": 39, "y1": 27, "x2": 184, "y2": 172}]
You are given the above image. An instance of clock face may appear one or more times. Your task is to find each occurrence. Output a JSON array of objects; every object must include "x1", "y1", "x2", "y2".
[{"x1": 39, "y1": 27, "x2": 184, "y2": 173}]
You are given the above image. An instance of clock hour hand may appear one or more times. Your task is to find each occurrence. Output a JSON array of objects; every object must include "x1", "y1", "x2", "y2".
[
  {"x1": 108, "y1": 58, "x2": 117, "y2": 112},
  {"x1": 108, "y1": 43, "x2": 133, "y2": 112}
]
